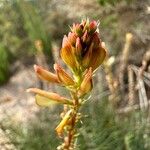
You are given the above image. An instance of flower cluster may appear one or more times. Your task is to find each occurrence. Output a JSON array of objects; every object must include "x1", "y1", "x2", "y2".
[{"x1": 27, "y1": 19, "x2": 107, "y2": 149}]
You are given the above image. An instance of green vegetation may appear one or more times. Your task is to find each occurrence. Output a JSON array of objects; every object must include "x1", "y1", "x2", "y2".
[
  {"x1": 0, "y1": 44, "x2": 9, "y2": 84},
  {"x1": 98, "y1": 0, "x2": 132, "y2": 6},
  {"x1": 3, "y1": 99, "x2": 149, "y2": 150}
]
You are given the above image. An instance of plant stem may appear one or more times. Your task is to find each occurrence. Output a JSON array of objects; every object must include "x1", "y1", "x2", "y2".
[{"x1": 64, "y1": 91, "x2": 80, "y2": 150}]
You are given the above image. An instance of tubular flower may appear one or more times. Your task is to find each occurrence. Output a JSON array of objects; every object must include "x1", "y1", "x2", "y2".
[{"x1": 61, "y1": 19, "x2": 107, "y2": 73}]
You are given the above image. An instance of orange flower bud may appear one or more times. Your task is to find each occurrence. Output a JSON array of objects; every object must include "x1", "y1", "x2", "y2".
[
  {"x1": 61, "y1": 37, "x2": 77, "y2": 70},
  {"x1": 75, "y1": 37, "x2": 82, "y2": 56},
  {"x1": 92, "y1": 32, "x2": 101, "y2": 48},
  {"x1": 62, "y1": 35, "x2": 71, "y2": 49},
  {"x1": 54, "y1": 64, "x2": 75, "y2": 86},
  {"x1": 89, "y1": 20, "x2": 97, "y2": 33},
  {"x1": 55, "y1": 109, "x2": 73, "y2": 137},
  {"x1": 78, "y1": 68, "x2": 93, "y2": 97},
  {"x1": 68, "y1": 32, "x2": 77, "y2": 46},
  {"x1": 89, "y1": 46, "x2": 107, "y2": 71},
  {"x1": 34, "y1": 65, "x2": 59, "y2": 83},
  {"x1": 27, "y1": 88, "x2": 73, "y2": 105}
]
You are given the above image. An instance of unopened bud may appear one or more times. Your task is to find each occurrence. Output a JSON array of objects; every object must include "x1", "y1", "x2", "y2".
[
  {"x1": 34, "y1": 65, "x2": 59, "y2": 83},
  {"x1": 92, "y1": 32, "x2": 101, "y2": 48},
  {"x1": 89, "y1": 20, "x2": 97, "y2": 33},
  {"x1": 78, "y1": 68, "x2": 93, "y2": 97},
  {"x1": 89, "y1": 46, "x2": 107, "y2": 71},
  {"x1": 54, "y1": 64, "x2": 75, "y2": 86},
  {"x1": 74, "y1": 24, "x2": 83, "y2": 37},
  {"x1": 61, "y1": 36, "x2": 77, "y2": 70},
  {"x1": 62, "y1": 35, "x2": 71, "y2": 49},
  {"x1": 75, "y1": 37, "x2": 82, "y2": 56},
  {"x1": 68, "y1": 32, "x2": 77, "y2": 46}
]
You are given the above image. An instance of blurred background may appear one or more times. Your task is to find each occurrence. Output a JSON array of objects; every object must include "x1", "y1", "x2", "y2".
[{"x1": 0, "y1": 0, "x2": 150, "y2": 149}]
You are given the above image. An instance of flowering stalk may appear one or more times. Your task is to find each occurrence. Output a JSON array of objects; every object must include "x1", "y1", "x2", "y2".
[{"x1": 27, "y1": 19, "x2": 106, "y2": 150}]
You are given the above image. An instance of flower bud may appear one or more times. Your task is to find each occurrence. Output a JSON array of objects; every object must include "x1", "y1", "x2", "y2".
[
  {"x1": 62, "y1": 35, "x2": 71, "y2": 49},
  {"x1": 75, "y1": 37, "x2": 82, "y2": 56},
  {"x1": 78, "y1": 68, "x2": 93, "y2": 97},
  {"x1": 61, "y1": 36, "x2": 77, "y2": 70},
  {"x1": 89, "y1": 46, "x2": 107, "y2": 71},
  {"x1": 92, "y1": 32, "x2": 101, "y2": 48},
  {"x1": 55, "y1": 110, "x2": 73, "y2": 137},
  {"x1": 27, "y1": 88, "x2": 73, "y2": 105},
  {"x1": 89, "y1": 20, "x2": 97, "y2": 34},
  {"x1": 68, "y1": 32, "x2": 77, "y2": 46},
  {"x1": 34, "y1": 65, "x2": 59, "y2": 83},
  {"x1": 74, "y1": 24, "x2": 83, "y2": 37},
  {"x1": 54, "y1": 64, "x2": 75, "y2": 86}
]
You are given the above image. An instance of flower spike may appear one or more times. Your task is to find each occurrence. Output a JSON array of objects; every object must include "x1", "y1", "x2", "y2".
[{"x1": 27, "y1": 19, "x2": 107, "y2": 149}]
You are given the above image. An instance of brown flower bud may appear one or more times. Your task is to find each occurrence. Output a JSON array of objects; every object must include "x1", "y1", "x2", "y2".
[
  {"x1": 54, "y1": 64, "x2": 75, "y2": 86},
  {"x1": 75, "y1": 37, "x2": 82, "y2": 56},
  {"x1": 61, "y1": 36, "x2": 77, "y2": 70},
  {"x1": 92, "y1": 32, "x2": 101, "y2": 48},
  {"x1": 34, "y1": 65, "x2": 59, "y2": 83},
  {"x1": 68, "y1": 32, "x2": 77, "y2": 46},
  {"x1": 89, "y1": 46, "x2": 107, "y2": 71},
  {"x1": 78, "y1": 68, "x2": 93, "y2": 97},
  {"x1": 62, "y1": 35, "x2": 71, "y2": 49}
]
